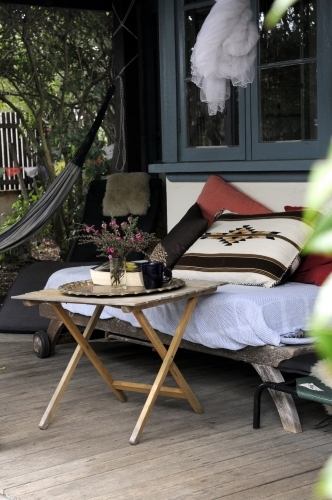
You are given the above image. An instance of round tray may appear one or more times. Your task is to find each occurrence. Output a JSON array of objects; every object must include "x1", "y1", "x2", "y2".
[{"x1": 58, "y1": 278, "x2": 185, "y2": 297}]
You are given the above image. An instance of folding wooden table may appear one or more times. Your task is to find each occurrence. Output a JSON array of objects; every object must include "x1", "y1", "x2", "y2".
[{"x1": 13, "y1": 280, "x2": 218, "y2": 444}]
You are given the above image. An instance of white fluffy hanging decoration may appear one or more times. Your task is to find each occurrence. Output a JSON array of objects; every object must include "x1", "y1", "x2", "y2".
[{"x1": 191, "y1": 0, "x2": 260, "y2": 115}]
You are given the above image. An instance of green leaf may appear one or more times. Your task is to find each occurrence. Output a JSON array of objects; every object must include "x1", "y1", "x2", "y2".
[
  {"x1": 312, "y1": 210, "x2": 332, "y2": 236},
  {"x1": 315, "y1": 455, "x2": 332, "y2": 499},
  {"x1": 304, "y1": 160, "x2": 332, "y2": 220},
  {"x1": 307, "y1": 229, "x2": 332, "y2": 253},
  {"x1": 310, "y1": 275, "x2": 332, "y2": 322},
  {"x1": 306, "y1": 231, "x2": 332, "y2": 255},
  {"x1": 264, "y1": 0, "x2": 299, "y2": 29},
  {"x1": 309, "y1": 277, "x2": 332, "y2": 359}
]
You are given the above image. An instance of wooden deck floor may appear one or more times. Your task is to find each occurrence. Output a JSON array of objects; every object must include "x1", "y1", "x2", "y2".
[{"x1": 1, "y1": 333, "x2": 331, "y2": 500}]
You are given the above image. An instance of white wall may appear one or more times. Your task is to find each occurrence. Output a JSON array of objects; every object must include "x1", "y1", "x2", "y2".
[{"x1": 166, "y1": 180, "x2": 312, "y2": 231}]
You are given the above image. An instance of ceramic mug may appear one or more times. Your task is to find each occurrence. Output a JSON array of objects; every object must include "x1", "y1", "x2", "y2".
[{"x1": 141, "y1": 262, "x2": 172, "y2": 289}]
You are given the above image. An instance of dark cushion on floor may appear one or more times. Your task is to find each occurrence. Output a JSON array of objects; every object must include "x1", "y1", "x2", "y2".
[{"x1": 0, "y1": 261, "x2": 95, "y2": 333}]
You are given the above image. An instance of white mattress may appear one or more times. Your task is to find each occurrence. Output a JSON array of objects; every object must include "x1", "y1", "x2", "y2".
[{"x1": 45, "y1": 266, "x2": 318, "y2": 351}]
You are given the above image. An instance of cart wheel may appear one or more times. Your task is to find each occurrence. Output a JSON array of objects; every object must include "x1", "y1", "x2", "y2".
[{"x1": 33, "y1": 331, "x2": 51, "y2": 358}]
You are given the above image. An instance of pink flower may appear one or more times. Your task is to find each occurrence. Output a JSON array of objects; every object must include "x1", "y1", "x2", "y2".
[{"x1": 79, "y1": 215, "x2": 155, "y2": 262}]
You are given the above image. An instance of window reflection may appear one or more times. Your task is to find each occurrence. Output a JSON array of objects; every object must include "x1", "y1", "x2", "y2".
[
  {"x1": 260, "y1": 63, "x2": 317, "y2": 142},
  {"x1": 258, "y1": 0, "x2": 317, "y2": 142},
  {"x1": 187, "y1": 82, "x2": 239, "y2": 147},
  {"x1": 185, "y1": 7, "x2": 210, "y2": 78},
  {"x1": 259, "y1": 0, "x2": 316, "y2": 64},
  {"x1": 184, "y1": 4, "x2": 239, "y2": 148}
]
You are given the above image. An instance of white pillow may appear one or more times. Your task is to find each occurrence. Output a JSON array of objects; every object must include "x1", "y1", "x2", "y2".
[{"x1": 173, "y1": 210, "x2": 316, "y2": 288}]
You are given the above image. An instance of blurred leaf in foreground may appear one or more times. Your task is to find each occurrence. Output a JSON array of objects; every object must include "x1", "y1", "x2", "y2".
[{"x1": 264, "y1": 0, "x2": 298, "y2": 29}]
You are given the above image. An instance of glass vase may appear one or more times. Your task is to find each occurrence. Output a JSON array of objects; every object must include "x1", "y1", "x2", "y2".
[{"x1": 109, "y1": 257, "x2": 126, "y2": 290}]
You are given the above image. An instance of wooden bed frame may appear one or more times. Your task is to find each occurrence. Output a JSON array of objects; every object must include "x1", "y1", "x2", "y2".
[{"x1": 38, "y1": 302, "x2": 315, "y2": 434}]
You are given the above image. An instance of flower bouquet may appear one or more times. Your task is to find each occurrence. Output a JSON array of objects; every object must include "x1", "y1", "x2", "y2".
[{"x1": 78, "y1": 216, "x2": 157, "y2": 289}]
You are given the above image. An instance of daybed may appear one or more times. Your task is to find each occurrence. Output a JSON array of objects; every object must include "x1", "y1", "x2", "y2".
[
  {"x1": 41, "y1": 267, "x2": 317, "y2": 433},
  {"x1": 25, "y1": 175, "x2": 332, "y2": 433}
]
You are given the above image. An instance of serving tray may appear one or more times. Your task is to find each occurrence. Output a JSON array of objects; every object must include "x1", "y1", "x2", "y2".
[{"x1": 58, "y1": 278, "x2": 185, "y2": 297}]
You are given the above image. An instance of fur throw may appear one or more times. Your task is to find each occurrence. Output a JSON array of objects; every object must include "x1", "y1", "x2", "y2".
[
  {"x1": 310, "y1": 359, "x2": 332, "y2": 415},
  {"x1": 102, "y1": 173, "x2": 150, "y2": 217}
]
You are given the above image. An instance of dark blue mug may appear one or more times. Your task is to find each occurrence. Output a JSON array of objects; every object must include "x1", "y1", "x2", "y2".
[{"x1": 141, "y1": 262, "x2": 172, "y2": 289}]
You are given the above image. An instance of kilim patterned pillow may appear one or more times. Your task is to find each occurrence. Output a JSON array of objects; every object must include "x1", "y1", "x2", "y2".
[{"x1": 173, "y1": 210, "x2": 318, "y2": 288}]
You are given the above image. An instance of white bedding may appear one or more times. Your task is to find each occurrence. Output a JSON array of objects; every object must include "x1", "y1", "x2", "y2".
[{"x1": 45, "y1": 266, "x2": 318, "y2": 351}]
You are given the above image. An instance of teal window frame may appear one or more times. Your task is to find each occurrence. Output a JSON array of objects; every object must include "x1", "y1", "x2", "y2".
[
  {"x1": 152, "y1": 0, "x2": 332, "y2": 179},
  {"x1": 177, "y1": 0, "x2": 246, "y2": 162},
  {"x1": 250, "y1": 0, "x2": 331, "y2": 161}
]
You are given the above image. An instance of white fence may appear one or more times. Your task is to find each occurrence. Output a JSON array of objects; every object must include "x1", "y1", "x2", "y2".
[{"x1": 0, "y1": 112, "x2": 35, "y2": 191}]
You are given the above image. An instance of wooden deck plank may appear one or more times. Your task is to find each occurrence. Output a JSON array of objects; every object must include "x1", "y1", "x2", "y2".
[
  {"x1": 267, "y1": 480, "x2": 319, "y2": 500},
  {"x1": 164, "y1": 460, "x2": 323, "y2": 500},
  {"x1": 1, "y1": 428, "x2": 327, "y2": 490},
  {"x1": 4, "y1": 434, "x2": 329, "y2": 499},
  {"x1": 0, "y1": 335, "x2": 330, "y2": 500},
  {"x1": 7, "y1": 440, "x2": 328, "y2": 500}
]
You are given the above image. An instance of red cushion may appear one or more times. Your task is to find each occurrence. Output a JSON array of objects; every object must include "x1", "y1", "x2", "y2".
[
  {"x1": 284, "y1": 205, "x2": 304, "y2": 211},
  {"x1": 290, "y1": 263, "x2": 332, "y2": 286},
  {"x1": 284, "y1": 205, "x2": 332, "y2": 285},
  {"x1": 196, "y1": 175, "x2": 272, "y2": 227}
]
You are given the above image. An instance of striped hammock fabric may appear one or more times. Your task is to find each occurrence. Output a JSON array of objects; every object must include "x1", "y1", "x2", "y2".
[{"x1": 0, "y1": 85, "x2": 115, "y2": 253}]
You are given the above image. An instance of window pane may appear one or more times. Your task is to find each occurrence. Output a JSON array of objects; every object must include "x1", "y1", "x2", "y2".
[
  {"x1": 184, "y1": 6, "x2": 211, "y2": 77},
  {"x1": 259, "y1": 63, "x2": 317, "y2": 142},
  {"x1": 187, "y1": 82, "x2": 239, "y2": 147},
  {"x1": 259, "y1": 0, "x2": 316, "y2": 65}
]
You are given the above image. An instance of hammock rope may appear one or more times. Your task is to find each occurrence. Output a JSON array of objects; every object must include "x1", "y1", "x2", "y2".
[{"x1": 0, "y1": 84, "x2": 116, "y2": 253}]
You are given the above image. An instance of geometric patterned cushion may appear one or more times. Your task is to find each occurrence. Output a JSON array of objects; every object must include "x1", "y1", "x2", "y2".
[{"x1": 173, "y1": 210, "x2": 317, "y2": 288}]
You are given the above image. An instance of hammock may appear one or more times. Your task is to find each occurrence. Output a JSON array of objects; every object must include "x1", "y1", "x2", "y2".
[{"x1": 0, "y1": 84, "x2": 115, "y2": 253}]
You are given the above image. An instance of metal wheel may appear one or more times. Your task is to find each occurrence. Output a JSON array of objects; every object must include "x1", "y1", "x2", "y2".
[{"x1": 33, "y1": 330, "x2": 51, "y2": 358}]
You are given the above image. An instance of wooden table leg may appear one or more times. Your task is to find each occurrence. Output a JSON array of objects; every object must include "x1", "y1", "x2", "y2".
[
  {"x1": 129, "y1": 296, "x2": 203, "y2": 445},
  {"x1": 39, "y1": 304, "x2": 127, "y2": 430}
]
